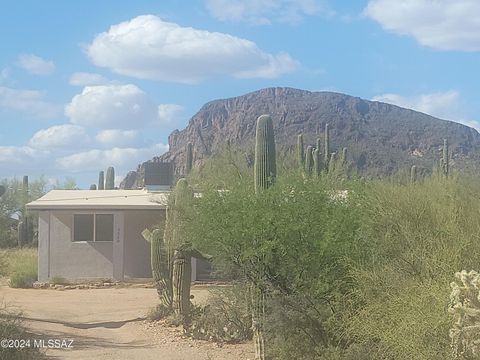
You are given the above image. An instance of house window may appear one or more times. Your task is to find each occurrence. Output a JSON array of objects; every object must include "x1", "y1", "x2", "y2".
[{"x1": 73, "y1": 214, "x2": 114, "y2": 242}]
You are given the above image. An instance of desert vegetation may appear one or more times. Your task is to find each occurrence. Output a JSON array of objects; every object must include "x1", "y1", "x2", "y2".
[{"x1": 145, "y1": 114, "x2": 480, "y2": 360}]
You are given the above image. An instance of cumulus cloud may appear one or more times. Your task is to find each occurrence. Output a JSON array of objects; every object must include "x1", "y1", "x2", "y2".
[
  {"x1": 86, "y1": 15, "x2": 299, "y2": 83},
  {"x1": 69, "y1": 72, "x2": 110, "y2": 86},
  {"x1": 0, "y1": 68, "x2": 8, "y2": 83},
  {"x1": 0, "y1": 86, "x2": 61, "y2": 118},
  {"x1": 364, "y1": 0, "x2": 480, "y2": 51},
  {"x1": 17, "y1": 54, "x2": 55, "y2": 75},
  {"x1": 372, "y1": 90, "x2": 480, "y2": 130},
  {"x1": 95, "y1": 129, "x2": 142, "y2": 147},
  {"x1": 56, "y1": 143, "x2": 168, "y2": 173},
  {"x1": 29, "y1": 125, "x2": 90, "y2": 149},
  {"x1": 157, "y1": 104, "x2": 184, "y2": 124},
  {"x1": 65, "y1": 84, "x2": 158, "y2": 129},
  {"x1": 0, "y1": 146, "x2": 52, "y2": 176},
  {"x1": 206, "y1": 0, "x2": 333, "y2": 24}
]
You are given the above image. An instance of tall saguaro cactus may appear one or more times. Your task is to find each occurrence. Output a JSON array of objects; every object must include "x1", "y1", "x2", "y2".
[
  {"x1": 253, "y1": 114, "x2": 277, "y2": 360},
  {"x1": 305, "y1": 146, "x2": 314, "y2": 177},
  {"x1": 254, "y1": 115, "x2": 276, "y2": 194},
  {"x1": 185, "y1": 143, "x2": 193, "y2": 176},
  {"x1": 324, "y1": 123, "x2": 330, "y2": 170},
  {"x1": 313, "y1": 148, "x2": 321, "y2": 177},
  {"x1": 410, "y1": 165, "x2": 417, "y2": 183},
  {"x1": 98, "y1": 171, "x2": 105, "y2": 190},
  {"x1": 297, "y1": 134, "x2": 305, "y2": 171},
  {"x1": 105, "y1": 167, "x2": 115, "y2": 190},
  {"x1": 171, "y1": 178, "x2": 194, "y2": 319},
  {"x1": 18, "y1": 176, "x2": 31, "y2": 246},
  {"x1": 442, "y1": 139, "x2": 449, "y2": 178},
  {"x1": 143, "y1": 226, "x2": 173, "y2": 308}
]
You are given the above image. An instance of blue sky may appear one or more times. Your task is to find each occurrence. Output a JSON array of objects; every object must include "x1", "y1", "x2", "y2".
[{"x1": 1, "y1": 0, "x2": 479, "y2": 188}]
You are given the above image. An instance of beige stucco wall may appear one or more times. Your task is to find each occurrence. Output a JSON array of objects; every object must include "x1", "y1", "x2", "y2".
[
  {"x1": 123, "y1": 210, "x2": 164, "y2": 278},
  {"x1": 37, "y1": 209, "x2": 165, "y2": 282},
  {"x1": 38, "y1": 210, "x2": 114, "y2": 282}
]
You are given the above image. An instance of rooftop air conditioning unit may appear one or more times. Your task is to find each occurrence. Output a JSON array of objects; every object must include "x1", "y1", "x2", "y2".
[{"x1": 144, "y1": 162, "x2": 173, "y2": 192}]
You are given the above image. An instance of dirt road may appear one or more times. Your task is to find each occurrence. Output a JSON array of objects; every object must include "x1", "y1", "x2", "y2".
[{"x1": 0, "y1": 283, "x2": 254, "y2": 359}]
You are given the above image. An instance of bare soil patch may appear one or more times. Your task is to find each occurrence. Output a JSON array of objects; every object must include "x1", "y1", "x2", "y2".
[{"x1": 0, "y1": 282, "x2": 254, "y2": 359}]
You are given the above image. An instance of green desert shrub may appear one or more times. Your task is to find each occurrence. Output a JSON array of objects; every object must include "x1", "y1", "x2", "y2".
[
  {"x1": 186, "y1": 285, "x2": 252, "y2": 343},
  {"x1": 0, "y1": 304, "x2": 44, "y2": 359},
  {"x1": 6, "y1": 248, "x2": 38, "y2": 288},
  {"x1": 187, "y1": 171, "x2": 365, "y2": 358},
  {"x1": 342, "y1": 175, "x2": 480, "y2": 360}
]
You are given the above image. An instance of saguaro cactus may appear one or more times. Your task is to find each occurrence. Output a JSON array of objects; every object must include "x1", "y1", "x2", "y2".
[
  {"x1": 185, "y1": 143, "x2": 193, "y2": 176},
  {"x1": 254, "y1": 115, "x2": 276, "y2": 194},
  {"x1": 98, "y1": 171, "x2": 105, "y2": 190},
  {"x1": 324, "y1": 123, "x2": 330, "y2": 169},
  {"x1": 442, "y1": 139, "x2": 449, "y2": 178},
  {"x1": 0, "y1": 185, "x2": 5, "y2": 197},
  {"x1": 313, "y1": 148, "x2": 321, "y2": 177},
  {"x1": 297, "y1": 134, "x2": 305, "y2": 171},
  {"x1": 305, "y1": 146, "x2": 314, "y2": 177},
  {"x1": 328, "y1": 152, "x2": 336, "y2": 174},
  {"x1": 18, "y1": 176, "x2": 32, "y2": 245},
  {"x1": 253, "y1": 114, "x2": 277, "y2": 360},
  {"x1": 410, "y1": 165, "x2": 417, "y2": 183},
  {"x1": 143, "y1": 227, "x2": 173, "y2": 308},
  {"x1": 105, "y1": 167, "x2": 115, "y2": 190},
  {"x1": 340, "y1": 147, "x2": 348, "y2": 167},
  {"x1": 171, "y1": 178, "x2": 194, "y2": 319}
]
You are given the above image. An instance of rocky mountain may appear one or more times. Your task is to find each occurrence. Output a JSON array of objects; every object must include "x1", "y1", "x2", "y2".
[{"x1": 121, "y1": 87, "x2": 480, "y2": 188}]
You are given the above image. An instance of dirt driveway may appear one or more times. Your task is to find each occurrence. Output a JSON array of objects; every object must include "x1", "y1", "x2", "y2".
[{"x1": 0, "y1": 283, "x2": 254, "y2": 360}]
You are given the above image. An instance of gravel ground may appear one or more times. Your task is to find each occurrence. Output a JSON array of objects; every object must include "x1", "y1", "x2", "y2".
[{"x1": 0, "y1": 281, "x2": 254, "y2": 360}]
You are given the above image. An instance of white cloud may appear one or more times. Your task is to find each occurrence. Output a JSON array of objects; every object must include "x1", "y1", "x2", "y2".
[
  {"x1": 29, "y1": 125, "x2": 90, "y2": 149},
  {"x1": 372, "y1": 90, "x2": 480, "y2": 130},
  {"x1": 0, "y1": 68, "x2": 9, "y2": 83},
  {"x1": 364, "y1": 0, "x2": 480, "y2": 51},
  {"x1": 65, "y1": 84, "x2": 158, "y2": 129},
  {"x1": 95, "y1": 129, "x2": 142, "y2": 147},
  {"x1": 0, "y1": 146, "x2": 51, "y2": 176},
  {"x1": 86, "y1": 15, "x2": 299, "y2": 83},
  {"x1": 0, "y1": 86, "x2": 61, "y2": 118},
  {"x1": 69, "y1": 72, "x2": 110, "y2": 86},
  {"x1": 206, "y1": 0, "x2": 333, "y2": 25},
  {"x1": 157, "y1": 104, "x2": 184, "y2": 124},
  {"x1": 17, "y1": 54, "x2": 56, "y2": 75},
  {"x1": 56, "y1": 143, "x2": 168, "y2": 173}
]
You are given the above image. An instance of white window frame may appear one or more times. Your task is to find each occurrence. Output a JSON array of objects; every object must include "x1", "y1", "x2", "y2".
[{"x1": 72, "y1": 212, "x2": 115, "y2": 243}]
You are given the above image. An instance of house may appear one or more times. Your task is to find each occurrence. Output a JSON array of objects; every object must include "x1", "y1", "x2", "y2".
[{"x1": 26, "y1": 189, "x2": 211, "y2": 283}]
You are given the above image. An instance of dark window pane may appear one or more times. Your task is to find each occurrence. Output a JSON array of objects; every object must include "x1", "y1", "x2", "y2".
[
  {"x1": 95, "y1": 214, "x2": 114, "y2": 241},
  {"x1": 73, "y1": 214, "x2": 94, "y2": 241}
]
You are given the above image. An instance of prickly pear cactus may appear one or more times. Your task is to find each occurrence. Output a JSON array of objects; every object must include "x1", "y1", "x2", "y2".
[{"x1": 449, "y1": 270, "x2": 480, "y2": 359}]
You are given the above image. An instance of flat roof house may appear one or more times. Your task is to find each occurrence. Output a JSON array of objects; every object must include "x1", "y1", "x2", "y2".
[{"x1": 27, "y1": 189, "x2": 209, "y2": 283}]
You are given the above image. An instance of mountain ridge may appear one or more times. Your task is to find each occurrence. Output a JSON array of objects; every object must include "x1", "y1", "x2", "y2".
[{"x1": 121, "y1": 87, "x2": 480, "y2": 188}]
